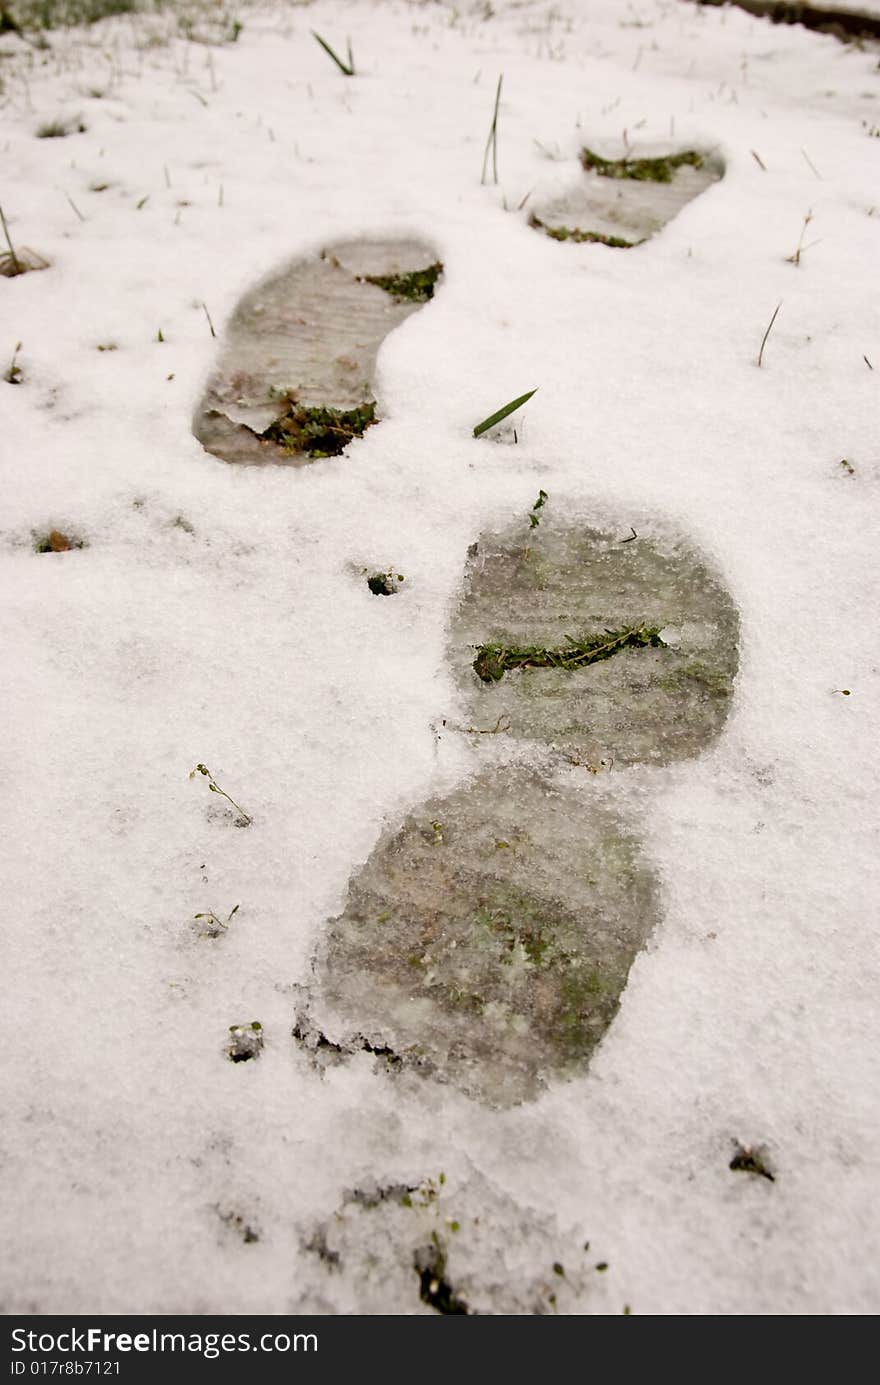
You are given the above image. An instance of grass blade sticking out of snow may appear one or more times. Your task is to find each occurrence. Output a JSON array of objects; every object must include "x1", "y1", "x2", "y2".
[
  {"x1": 312, "y1": 30, "x2": 355, "y2": 76},
  {"x1": 481, "y1": 74, "x2": 503, "y2": 186},
  {"x1": 0, "y1": 204, "x2": 22, "y2": 277},
  {"x1": 0, "y1": 204, "x2": 48, "y2": 278},
  {"x1": 5, "y1": 341, "x2": 23, "y2": 384},
  {"x1": 473, "y1": 388, "x2": 537, "y2": 437},
  {"x1": 757, "y1": 301, "x2": 782, "y2": 367}
]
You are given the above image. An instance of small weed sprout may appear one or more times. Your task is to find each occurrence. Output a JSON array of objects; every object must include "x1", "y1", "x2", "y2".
[
  {"x1": 529, "y1": 489, "x2": 548, "y2": 528},
  {"x1": 786, "y1": 210, "x2": 819, "y2": 266},
  {"x1": 193, "y1": 903, "x2": 239, "y2": 939},
  {"x1": 4, "y1": 342, "x2": 22, "y2": 384},
  {"x1": 312, "y1": 30, "x2": 355, "y2": 76},
  {"x1": 473, "y1": 388, "x2": 538, "y2": 438},
  {"x1": 190, "y1": 763, "x2": 252, "y2": 826}
]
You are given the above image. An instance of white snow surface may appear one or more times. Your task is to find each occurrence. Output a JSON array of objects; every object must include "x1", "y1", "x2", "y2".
[{"x1": 1, "y1": 0, "x2": 879, "y2": 1316}]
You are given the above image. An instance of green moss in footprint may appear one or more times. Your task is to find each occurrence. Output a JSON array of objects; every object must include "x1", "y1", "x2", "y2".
[
  {"x1": 579, "y1": 147, "x2": 705, "y2": 182},
  {"x1": 359, "y1": 262, "x2": 443, "y2": 303},
  {"x1": 530, "y1": 145, "x2": 723, "y2": 248},
  {"x1": 260, "y1": 400, "x2": 377, "y2": 458}
]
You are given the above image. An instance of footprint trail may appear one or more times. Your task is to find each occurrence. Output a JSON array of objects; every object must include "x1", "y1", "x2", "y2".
[{"x1": 300, "y1": 509, "x2": 739, "y2": 1106}]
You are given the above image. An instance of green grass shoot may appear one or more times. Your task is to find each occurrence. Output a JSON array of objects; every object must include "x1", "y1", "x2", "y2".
[
  {"x1": 312, "y1": 30, "x2": 355, "y2": 76},
  {"x1": 473, "y1": 388, "x2": 537, "y2": 437},
  {"x1": 190, "y1": 763, "x2": 252, "y2": 826}
]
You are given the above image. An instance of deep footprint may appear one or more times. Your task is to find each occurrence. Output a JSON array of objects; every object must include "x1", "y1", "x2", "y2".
[
  {"x1": 451, "y1": 514, "x2": 740, "y2": 767},
  {"x1": 530, "y1": 145, "x2": 723, "y2": 247},
  {"x1": 193, "y1": 238, "x2": 441, "y2": 465},
  {"x1": 302, "y1": 510, "x2": 739, "y2": 1107}
]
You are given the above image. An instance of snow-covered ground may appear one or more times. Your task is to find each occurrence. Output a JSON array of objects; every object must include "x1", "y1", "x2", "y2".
[{"x1": 1, "y1": 0, "x2": 879, "y2": 1315}]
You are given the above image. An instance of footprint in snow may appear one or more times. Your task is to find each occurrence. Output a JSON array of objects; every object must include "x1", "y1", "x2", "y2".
[
  {"x1": 300, "y1": 508, "x2": 740, "y2": 1107},
  {"x1": 530, "y1": 144, "x2": 724, "y2": 249},
  {"x1": 192, "y1": 237, "x2": 442, "y2": 465}
]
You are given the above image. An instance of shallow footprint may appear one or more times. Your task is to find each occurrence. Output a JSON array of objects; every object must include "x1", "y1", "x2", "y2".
[
  {"x1": 451, "y1": 513, "x2": 740, "y2": 768},
  {"x1": 307, "y1": 766, "x2": 658, "y2": 1108},
  {"x1": 530, "y1": 146, "x2": 723, "y2": 248},
  {"x1": 193, "y1": 238, "x2": 442, "y2": 465}
]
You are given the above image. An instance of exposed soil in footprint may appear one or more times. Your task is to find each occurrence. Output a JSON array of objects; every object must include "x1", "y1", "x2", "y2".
[
  {"x1": 451, "y1": 515, "x2": 739, "y2": 767},
  {"x1": 531, "y1": 147, "x2": 723, "y2": 247},
  {"x1": 193, "y1": 239, "x2": 441, "y2": 465},
  {"x1": 306, "y1": 767, "x2": 658, "y2": 1108}
]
